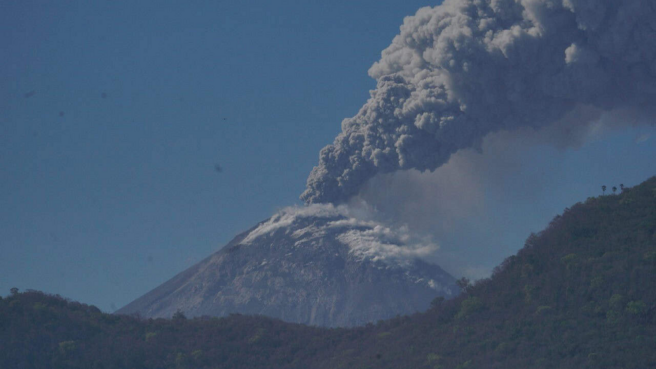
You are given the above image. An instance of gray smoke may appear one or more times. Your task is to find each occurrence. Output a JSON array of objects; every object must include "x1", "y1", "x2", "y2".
[
  {"x1": 347, "y1": 114, "x2": 652, "y2": 279},
  {"x1": 302, "y1": 0, "x2": 656, "y2": 204}
]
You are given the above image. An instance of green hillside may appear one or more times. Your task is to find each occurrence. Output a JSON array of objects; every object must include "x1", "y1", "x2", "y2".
[{"x1": 2, "y1": 177, "x2": 656, "y2": 369}]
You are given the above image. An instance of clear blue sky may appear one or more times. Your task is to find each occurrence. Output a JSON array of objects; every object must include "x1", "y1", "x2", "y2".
[{"x1": 2, "y1": 0, "x2": 655, "y2": 312}]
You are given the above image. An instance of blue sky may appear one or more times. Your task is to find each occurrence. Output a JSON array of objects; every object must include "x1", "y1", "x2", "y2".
[{"x1": 2, "y1": 0, "x2": 655, "y2": 312}]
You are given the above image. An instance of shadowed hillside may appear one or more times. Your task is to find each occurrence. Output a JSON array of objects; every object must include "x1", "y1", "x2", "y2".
[{"x1": 2, "y1": 176, "x2": 655, "y2": 369}]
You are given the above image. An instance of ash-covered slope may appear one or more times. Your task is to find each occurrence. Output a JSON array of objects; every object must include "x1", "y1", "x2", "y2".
[{"x1": 117, "y1": 205, "x2": 458, "y2": 327}]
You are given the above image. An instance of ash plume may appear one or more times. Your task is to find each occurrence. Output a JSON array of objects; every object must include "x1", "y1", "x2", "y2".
[{"x1": 302, "y1": 0, "x2": 656, "y2": 205}]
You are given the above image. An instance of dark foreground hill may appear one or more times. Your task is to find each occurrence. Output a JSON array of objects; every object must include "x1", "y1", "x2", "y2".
[
  {"x1": 2, "y1": 177, "x2": 656, "y2": 369},
  {"x1": 116, "y1": 207, "x2": 458, "y2": 327}
]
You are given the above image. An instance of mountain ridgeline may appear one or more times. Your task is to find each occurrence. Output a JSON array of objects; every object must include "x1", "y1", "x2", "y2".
[{"x1": 2, "y1": 177, "x2": 656, "y2": 369}]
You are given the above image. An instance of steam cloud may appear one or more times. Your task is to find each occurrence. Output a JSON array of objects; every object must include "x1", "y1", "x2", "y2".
[
  {"x1": 302, "y1": 0, "x2": 656, "y2": 204},
  {"x1": 240, "y1": 204, "x2": 438, "y2": 268}
]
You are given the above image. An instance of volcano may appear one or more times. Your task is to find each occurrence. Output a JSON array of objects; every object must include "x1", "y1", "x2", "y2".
[{"x1": 117, "y1": 205, "x2": 459, "y2": 327}]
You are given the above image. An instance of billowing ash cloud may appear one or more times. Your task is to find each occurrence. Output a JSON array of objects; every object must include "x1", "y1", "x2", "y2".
[{"x1": 302, "y1": 0, "x2": 656, "y2": 204}]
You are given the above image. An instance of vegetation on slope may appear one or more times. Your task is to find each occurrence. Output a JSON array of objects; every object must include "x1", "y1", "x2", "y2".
[
  {"x1": 2, "y1": 177, "x2": 656, "y2": 369},
  {"x1": 324, "y1": 176, "x2": 656, "y2": 369}
]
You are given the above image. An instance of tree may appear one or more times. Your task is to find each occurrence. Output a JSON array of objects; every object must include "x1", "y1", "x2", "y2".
[
  {"x1": 172, "y1": 309, "x2": 187, "y2": 321},
  {"x1": 10, "y1": 287, "x2": 18, "y2": 296},
  {"x1": 602, "y1": 185, "x2": 606, "y2": 195},
  {"x1": 430, "y1": 296, "x2": 445, "y2": 308},
  {"x1": 456, "y1": 277, "x2": 471, "y2": 293},
  {"x1": 620, "y1": 184, "x2": 624, "y2": 191},
  {"x1": 612, "y1": 186, "x2": 617, "y2": 194}
]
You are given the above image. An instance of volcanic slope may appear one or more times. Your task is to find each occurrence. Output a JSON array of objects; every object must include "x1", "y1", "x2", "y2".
[{"x1": 117, "y1": 206, "x2": 458, "y2": 327}]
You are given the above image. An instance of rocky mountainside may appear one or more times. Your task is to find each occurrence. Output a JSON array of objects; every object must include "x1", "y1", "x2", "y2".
[{"x1": 116, "y1": 206, "x2": 459, "y2": 327}]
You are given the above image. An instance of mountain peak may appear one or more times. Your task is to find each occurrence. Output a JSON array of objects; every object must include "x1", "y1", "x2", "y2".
[{"x1": 117, "y1": 204, "x2": 459, "y2": 327}]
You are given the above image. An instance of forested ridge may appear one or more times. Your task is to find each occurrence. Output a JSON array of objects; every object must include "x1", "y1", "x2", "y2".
[{"x1": 2, "y1": 177, "x2": 656, "y2": 369}]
